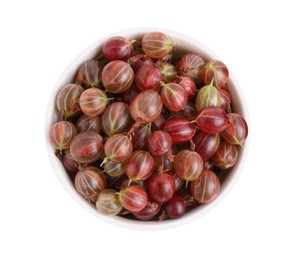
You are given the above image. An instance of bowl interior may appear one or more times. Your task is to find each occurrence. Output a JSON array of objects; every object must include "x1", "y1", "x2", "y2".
[{"x1": 45, "y1": 28, "x2": 249, "y2": 230}]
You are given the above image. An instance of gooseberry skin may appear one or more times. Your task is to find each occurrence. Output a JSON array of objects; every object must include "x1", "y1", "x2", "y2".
[
  {"x1": 171, "y1": 101, "x2": 198, "y2": 121},
  {"x1": 74, "y1": 166, "x2": 106, "y2": 203},
  {"x1": 165, "y1": 196, "x2": 186, "y2": 219},
  {"x1": 175, "y1": 76, "x2": 197, "y2": 98},
  {"x1": 70, "y1": 131, "x2": 103, "y2": 164},
  {"x1": 129, "y1": 53, "x2": 154, "y2": 73},
  {"x1": 76, "y1": 115, "x2": 102, "y2": 133},
  {"x1": 202, "y1": 60, "x2": 229, "y2": 88},
  {"x1": 161, "y1": 82, "x2": 188, "y2": 112},
  {"x1": 176, "y1": 187, "x2": 198, "y2": 208},
  {"x1": 221, "y1": 113, "x2": 248, "y2": 146},
  {"x1": 104, "y1": 134, "x2": 133, "y2": 163},
  {"x1": 76, "y1": 60, "x2": 103, "y2": 88},
  {"x1": 49, "y1": 121, "x2": 77, "y2": 152},
  {"x1": 102, "y1": 60, "x2": 134, "y2": 93},
  {"x1": 211, "y1": 141, "x2": 239, "y2": 169},
  {"x1": 132, "y1": 124, "x2": 151, "y2": 150},
  {"x1": 132, "y1": 200, "x2": 162, "y2": 221},
  {"x1": 56, "y1": 84, "x2": 84, "y2": 119},
  {"x1": 135, "y1": 65, "x2": 163, "y2": 91},
  {"x1": 96, "y1": 189, "x2": 123, "y2": 216},
  {"x1": 151, "y1": 114, "x2": 165, "y2": 131},
  {"x1": 195, "y1": 82, "x2": 221, "y2": 112},
  {"x1": 104, "y1": 161, "x2": 125, "y2": 177},
  {"x1": 219, "y1": 88, "x2": 232, "y2": 112},
  {"x1": 169, "y1": 172, "x2": 185, "y2": 191},
  {"x1": 191, "y1": 170, "x2": 220, "y2": 203},
  {"x1": 130, "y1": 90, "x2": 163, "y2": 123},
  {"x1": 163, "y1": 118, "x2": 196, "y2": 144},
  {"x1": 79, "y1": 88, "x2": 109, "y2": 117},
  {"x1": 125, "y1": 150, "x2": 155, "y2": 182},
  {"x1": 102, "y1": 36, "x2": 133, "y2": 61},
  {"x1": 118, "y1": 185, "x2": 148, "y2": 212},
  {"x1": 122, "y1": 85, "x2": 140, "y2": 104},
  {"x1": 193, "y1": 130, "x2": 220, "y2": 160},
  {"x1": 155, "y1": 61, "x2": 177, "y2": 83},
  {"x1": 102, "y1": 102, "x2": 133, "y2": 136},
  {"x1": 177, "y1": 53, "x2": 206, "y2": 84},
  {"x1": 196, "y1": 107, "x2": 229, "y2": 134},
  {"x1": 148, "y1": 172, "x2": 176, "y2": 203},
  {"x1": 63, "y1": 149, "x2": 78, "y2": 174},
  {"x1": 154, "y1": 146, "x2": 177, "y2": 173},
  {"x1": 142, "y1": 31, "x2": 174, "y2": 59},
  {"x1": 147, "y1": 130, "x2": 172, "y2": 156},
  {"x1": 174, "y1": 150, "x2": 203, "y2": 181}
]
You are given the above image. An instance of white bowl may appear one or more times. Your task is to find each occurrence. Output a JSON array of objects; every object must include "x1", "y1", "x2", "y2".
[{"x1": 45, "y1": 28, "x2": 249, "y2": 230}]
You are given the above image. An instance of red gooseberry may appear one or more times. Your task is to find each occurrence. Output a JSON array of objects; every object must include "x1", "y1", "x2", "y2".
[{"x1": 191, "y1": 170, "x2": 220, "y2": 203}]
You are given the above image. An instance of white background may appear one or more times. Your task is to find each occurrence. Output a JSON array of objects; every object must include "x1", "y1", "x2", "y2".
[{"x1": 0, "y1": 0, "x2": 286, "y2": 259}]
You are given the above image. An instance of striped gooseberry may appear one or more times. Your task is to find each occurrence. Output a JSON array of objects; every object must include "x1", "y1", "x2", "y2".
[
  {"x1": 147, "y1": 130, "x2": 172, "y2": 156},
  {"x1": 155, "y1": 61, "x2": 177, "y2": 83},
  {"x1": 103, "y1": 36, "x2": 134, "y2": 61},
  {"x1": 177, "y1": 53, "x2": 205, "y2": 84},
  {"x1": 165, "y1": 196, "x2": 186, "y2": 219},
  {"x1": 192, "y1": 130, "x2": 220, "y2": 160},
  {"x1": 49, "y1": 121, "x2": 77, "y2": 153},
  {"x1": 191, "y1": 170, "x2": 220, "y2": 203},
  {"x1": 118, "y1": 185, "x2": 148, "y2": 212},
  {"x1": 104, "y1": 161, "x2": 125, "y2": 177},
  {"x1": 56, "y1": 84, "x2": 84, "y2": 119},
  {"x1": 75, "y1": 166, "x2": 106, "y2": 203},
  {"x1": 79, "y1": 88, "x2": 111, "y2": 117},
  {"x1": 130, "y1": 90, "x2": 163, "y2": 124},
  {"x1": 174, "y1": 150, "x2": 203, "y2": 182},
  {"x1": 70, "y1": 131, "x2": 103, "y2": 164},
  {"x1": 195, "y1": 107, "x2": 229, "y2": 134},
  {"x1": 135, "y1": 65, "x2": 163, "y2": 91},
  {"x1": 76, "y1": 60, "x2": 103, "y2": 88},
  {"x1": 211, "y1": 141, "x2": 239, "y2": 169},
  {"x1": 102, "y1": 60, "x2": 134, "y2": 93},
  {"x1": 102, "y1": 102, "x2": 133, "y2": 136},
  {"x1": 96, "y1": 189, "x2": 123, "y2": 216},
  {"x1": 163, "y1": 118, "x2": 196, "y2": 144},
  {"x1": 142, "y1": 31, "x2": 174, "y2": 59},
  {"x1": 103, "y1": 134, "x2": 133, "y2": 163},
  {"x1": 161, "y1": 82, "x2": 188, "y2": 112},
  {"x1": 125, "y1": 150, "x2": 155, "y2": 182},
  {"x1": 202, "y1": 60, "x2": 229, "y2": 88},
  {"x1": 195, "y1": 79, "x2": 221, "y2": 112},
  {"x1": 221, "y1": 113, "x2": 248, "y2": 146},
  {"x1": 148, "y1": 172, "x2": 176, "y2": 203}
]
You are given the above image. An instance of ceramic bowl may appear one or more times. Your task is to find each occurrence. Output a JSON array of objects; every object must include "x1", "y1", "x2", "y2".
[{"x1": 45, "y1": 28, "x2": 249, "y2": 230}]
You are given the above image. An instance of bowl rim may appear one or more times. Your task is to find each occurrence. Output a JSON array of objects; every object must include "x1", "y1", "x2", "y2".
[{"x1": 45, "y1": 27, "x2": 250, "y2": 231}]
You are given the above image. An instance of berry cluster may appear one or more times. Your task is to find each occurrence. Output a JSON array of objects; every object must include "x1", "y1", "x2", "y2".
[{"x1": 49, "y1": 31, "x2": 248, "y2": 221}]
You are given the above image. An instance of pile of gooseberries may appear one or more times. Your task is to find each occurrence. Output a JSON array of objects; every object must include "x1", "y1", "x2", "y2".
[{"x1": 50, "y1": 31, "x2": 248, "y2": 221}]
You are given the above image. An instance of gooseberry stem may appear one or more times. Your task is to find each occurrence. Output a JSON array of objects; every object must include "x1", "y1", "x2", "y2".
[
  {"x1": 127, "y1": 118, "x2": 145, "y2": 139},
  {"x1": 128, "y1": 179, "x2": 132, "y2": 186},
  {"x1": 166, "y1": 151, "x2": 175, "y2": 163},
  {"x1": 189, "y1": 139, "x2": 195, "y2": 151},
  {"x1": 100, "y1": 157, "x2": 109, "y2": 167}
]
